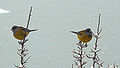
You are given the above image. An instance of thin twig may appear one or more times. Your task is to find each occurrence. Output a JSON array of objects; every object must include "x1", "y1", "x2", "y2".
[
  {"x1": 72, "y1": 41, "x2": 87, "y2": 68},
  {"x1": 92, "y1": 14, "x2": 103, "y2": 68},
  {"x1": 24, "y1": 56, "x2": 31, "y2": 64},
  {"x1": 86, "y1": 14, "x2": 103, "y2": 68},
  {"x1": 26, "y1": 6, "x2": 32, "y2": 29}
]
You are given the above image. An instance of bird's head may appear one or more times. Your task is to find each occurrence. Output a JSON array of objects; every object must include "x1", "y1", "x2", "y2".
[
  {"x1": 85, "y1": 28, "x2": 92, "y2": 33},
  {"x1": 11, "y1": 25, "x2": 18, "y2": 32}
]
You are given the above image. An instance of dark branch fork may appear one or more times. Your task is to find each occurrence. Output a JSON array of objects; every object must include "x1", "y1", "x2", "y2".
[{"x1": 72, "y1": 41, "x2": 88, "y2": 68}]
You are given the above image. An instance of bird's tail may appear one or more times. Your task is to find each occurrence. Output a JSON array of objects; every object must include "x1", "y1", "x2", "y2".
[
  {"x1": 29, "y1": 29, "x2": 38, "y2": 32},
  {"x1": 70, "y1": 31, "x2": 78, "y2": 34}
]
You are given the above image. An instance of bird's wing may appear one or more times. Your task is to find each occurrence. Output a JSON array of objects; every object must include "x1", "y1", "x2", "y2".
[
  {"x1": 19, "y1": 26, "x2": 25, "y2": 30},
  {"x1": 78, "y1": 30, "x2": 84, "y2": 36},
  {"x1": 83, "y1": 31, "x2": 92, "y2": 37},
  {"x1": 19, "y1": 26, "x2": 29, "y2": 32}
]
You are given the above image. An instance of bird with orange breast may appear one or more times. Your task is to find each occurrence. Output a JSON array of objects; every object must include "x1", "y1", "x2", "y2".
[
  {"x1": 71, "y1": 28, "x2": 93, "y2": 46},
  {"x1": 11, "y1": 25, "x2": 37, "y2": 40}
]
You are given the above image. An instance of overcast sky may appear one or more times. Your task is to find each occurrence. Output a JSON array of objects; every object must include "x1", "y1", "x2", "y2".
[{"x1": 0, "y1": 0, "x2": 120, "y2": 68}]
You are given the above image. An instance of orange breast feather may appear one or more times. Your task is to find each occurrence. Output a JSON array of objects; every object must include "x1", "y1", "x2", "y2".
[
  {"x1": 77, "y1": 31, "x2": 92, "y2": 43},
  {"x1": 14, "y1": 30, "x2": 29, "y2": 40}
]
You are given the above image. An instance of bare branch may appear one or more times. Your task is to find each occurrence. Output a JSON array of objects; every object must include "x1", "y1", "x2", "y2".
[
  {"x1": 15, "y1": 7, "x2": 33, "y2": 68},
  {"x1": 26, "y1": 6, "x2": 32, "y2": 29},
  {"x1": 24, "y1": 56, "x2": 31, "y2": 64},
  {"x1": 72, "y1": 41, "x2": 87, "y2": 68},
  {"x1": 86, "y1": 14, "x2": 103, "y2": 68}
]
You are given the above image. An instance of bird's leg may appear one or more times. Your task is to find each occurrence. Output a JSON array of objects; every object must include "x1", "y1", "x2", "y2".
[
  {"x1": 24, "y1": 39, "x2": 29, "y2": 43},
  {"x1": 18, "y1": 39, "x2": 28, "y2": 45},
  {"x1": 84, "y1": 43, "x2": 88, "y2": 47},
  {"x1": 18, "y1": 41, "x2": 23, "y2": 45},
  {"x1": 79, "y1": 41, "x2": 82, "y2": 44}
]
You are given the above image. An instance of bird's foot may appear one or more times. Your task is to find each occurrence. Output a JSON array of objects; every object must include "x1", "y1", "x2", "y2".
[{"x1": 84, "y1": 43, "x2": 88, "y2": 47}]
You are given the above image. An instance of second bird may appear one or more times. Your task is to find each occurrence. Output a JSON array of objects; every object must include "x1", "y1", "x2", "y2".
[{"x1": 71, "y1": 28, "x2": 93, "y2": 43}]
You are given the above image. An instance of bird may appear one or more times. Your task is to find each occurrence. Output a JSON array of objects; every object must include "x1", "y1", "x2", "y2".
[
  {"x1": 11, "y1": 25, "x2": 37, "y2": 40},
  {"x1": 71, "y1": 28, "x2": 92, "y2": 43}
]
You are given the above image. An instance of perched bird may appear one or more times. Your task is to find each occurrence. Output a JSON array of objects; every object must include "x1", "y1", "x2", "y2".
[
  {"x1": 71, "y1": 28, "x2": 92, "y2": 43},
  {"x1": 11, "y1": 25, "x2": 37, "y2": 40}
]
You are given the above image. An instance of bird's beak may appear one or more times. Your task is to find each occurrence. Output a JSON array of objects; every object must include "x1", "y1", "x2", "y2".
[
  {"x1": 70, "y1": 31, "x2": 78, "y2": 34},
  {"x1": 11, "y1": 29, "x2": 13, "y2": 31}
]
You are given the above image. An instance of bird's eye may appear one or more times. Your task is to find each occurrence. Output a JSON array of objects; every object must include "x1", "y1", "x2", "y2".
[
  {"x1": 12, "y1": 26, "x2": 17, "y2": 29},
  {"x1": 86, "y1": 28, "x2": 91, "y2": 32}
]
